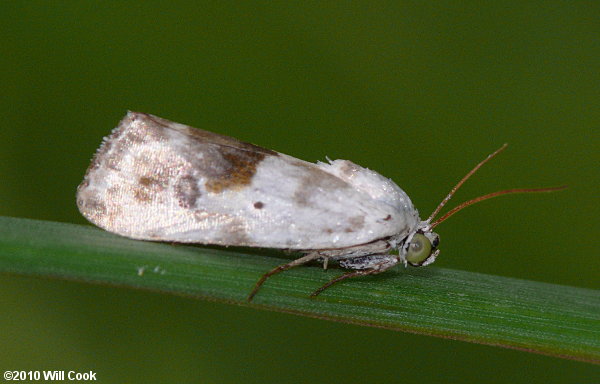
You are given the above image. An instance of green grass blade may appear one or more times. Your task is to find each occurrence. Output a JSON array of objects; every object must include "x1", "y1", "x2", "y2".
[{"x1": 0, "y1": 216, "x2": 598, "y2": 363}]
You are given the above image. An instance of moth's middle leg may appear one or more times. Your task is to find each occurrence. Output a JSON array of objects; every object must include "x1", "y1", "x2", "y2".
[{"x1": 247, "y1": 252, "x2": 321, "y2": 301}]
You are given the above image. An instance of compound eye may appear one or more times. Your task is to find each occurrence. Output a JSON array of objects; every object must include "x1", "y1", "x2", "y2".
[{"x1": 406, "y1": 233, "x2": 432, "y2": 266}]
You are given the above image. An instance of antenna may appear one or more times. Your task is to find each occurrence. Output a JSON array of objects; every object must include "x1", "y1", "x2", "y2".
[
  {"x1": 430, "y1": 186, "x2": 566, "y2": 229},
  {"x1": 426, "y1": 144, "x2": 566, "y2": 229},
  {"x1": 426, "y1": 143, "x2": 508, "y2": 223}
]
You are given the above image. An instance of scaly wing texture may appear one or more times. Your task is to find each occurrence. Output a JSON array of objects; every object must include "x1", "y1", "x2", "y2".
[{"x1": 77, "y1": 112, "x2": 416, "y2": 249}]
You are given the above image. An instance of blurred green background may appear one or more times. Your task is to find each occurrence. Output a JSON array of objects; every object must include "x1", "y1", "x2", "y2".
[{"x1": 1, "y1": 1, "x2": 598, "y2": 382}]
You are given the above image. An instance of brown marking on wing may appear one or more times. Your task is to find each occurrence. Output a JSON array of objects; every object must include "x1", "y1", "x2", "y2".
[
  {"x1": 293, "y1": 161, "x2": 349, "y2": 207},
  {"x1": 133, "y1": 175, "x2": 168, "y2": 204},
  {"x1": 203, "y1": 147, "x2": 267, "y2": 193},
  {"x1": 133, "y1": 188, "x2": 151, "y2": 203},
  {"x1": 175, "y1": 175, "x2": 202, "y2": 208},
  {"x1": 344, "y1": 215, "x2": 365, "y2": 233}
]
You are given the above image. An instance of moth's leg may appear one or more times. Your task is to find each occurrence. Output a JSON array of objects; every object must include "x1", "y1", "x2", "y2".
[
  {"x1": 310, "y1": 255, "x2": 398, "y2": 297},
  {"x1": 248, "y1": 252, "x2": 321, "y2": 302},
  {"x1": 322, "y1": 256, "x2": 330, "y2": 270},
  {"x1": 310, "y1": 269, "x2": 380, "y2": 297}
]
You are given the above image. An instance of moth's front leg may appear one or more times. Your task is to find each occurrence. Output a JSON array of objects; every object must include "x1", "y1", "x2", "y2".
[{"x1": 311, "y1": 254, "x2": 399, "y2": 297}]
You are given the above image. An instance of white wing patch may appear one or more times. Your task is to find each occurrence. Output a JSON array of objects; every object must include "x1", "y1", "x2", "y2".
[{"x1": 77, "y1": 112, "x2": 419, "y2": 249}]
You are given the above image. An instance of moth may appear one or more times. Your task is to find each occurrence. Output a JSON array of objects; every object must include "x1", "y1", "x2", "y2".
[{"x1": 77, "y1": 112, "x2": 564, "y2": 300}]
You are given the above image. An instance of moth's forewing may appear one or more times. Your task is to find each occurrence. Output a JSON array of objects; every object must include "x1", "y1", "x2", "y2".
[{"x1": 77, "y1": 112, "x2": 416, "y2": 249}]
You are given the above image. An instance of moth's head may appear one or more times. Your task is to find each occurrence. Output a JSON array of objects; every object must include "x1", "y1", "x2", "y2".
[{"x1": 405, "y1": 228, "x2": 440, "y2": 267}]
